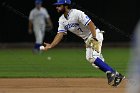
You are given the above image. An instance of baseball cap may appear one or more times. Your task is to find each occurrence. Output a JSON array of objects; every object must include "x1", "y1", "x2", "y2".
[
  {"x1": 35, "y1": 0, "x2": 42, "y2": 4},
  {"x1": 53, "y1": 0, "x2": 71, "y2": 5}
]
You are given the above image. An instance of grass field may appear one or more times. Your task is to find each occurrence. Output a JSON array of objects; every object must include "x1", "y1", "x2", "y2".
[{"x1": 0, "y1": 47, "x2": 130, "y2": 78}]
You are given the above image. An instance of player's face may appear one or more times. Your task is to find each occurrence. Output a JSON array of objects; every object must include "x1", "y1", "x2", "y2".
[
  {"x1": 55, "y1": 5, "x2": 65, "y2": 14},
  {"x1": 35, "y1": 3, "x2": 42, "y2": 9}
]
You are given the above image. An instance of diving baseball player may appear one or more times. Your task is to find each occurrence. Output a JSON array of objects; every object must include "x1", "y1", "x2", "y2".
[
  {"x1": 28, "y1": 0, "x2": 53, "y2": 53},
  {"x1": 43, "y1": 0, "x2": 125, "y2": 87}
]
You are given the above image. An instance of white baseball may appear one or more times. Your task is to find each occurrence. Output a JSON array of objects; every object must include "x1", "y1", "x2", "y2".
[
  {"x1": 40, "y1": 46, "x2": 45, "y2": 50},
  {"x1": 47, "y1": 56, "x2": 52, "y2": 60}
]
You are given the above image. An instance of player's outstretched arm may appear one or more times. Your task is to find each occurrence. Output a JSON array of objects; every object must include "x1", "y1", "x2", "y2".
[{"x1": 44, "y1": 32, "x2": 64, "y2": 51}]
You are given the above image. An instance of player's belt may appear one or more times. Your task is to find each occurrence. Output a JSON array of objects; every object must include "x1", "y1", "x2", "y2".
[{"x1": 84, "y1": 33, "x2": 92, "y2": 42}]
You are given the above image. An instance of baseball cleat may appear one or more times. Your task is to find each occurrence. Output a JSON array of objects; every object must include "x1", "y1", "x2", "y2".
[
  {"x1": 106, "y1": 71, "x2": 116, "y2": 85},
  {"x1": 112, "y1": 73, "x2": 125, "y2": 87}
]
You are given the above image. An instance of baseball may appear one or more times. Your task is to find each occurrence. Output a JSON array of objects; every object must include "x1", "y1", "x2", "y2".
[
  {"x1": 47, "y1": 56, "x2": 52, "y2": 60},
  {"x1": 40, "y1": 46, "x2": 45, "y2": 50}
]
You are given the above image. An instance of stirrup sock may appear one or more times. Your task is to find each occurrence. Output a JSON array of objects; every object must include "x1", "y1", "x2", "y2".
[
  {"x1": 34, "y1": 43, "x2": 41, "y2": 49},
  {"x1": 94, "y1": 57, "x2": 115, "y2": 73}
]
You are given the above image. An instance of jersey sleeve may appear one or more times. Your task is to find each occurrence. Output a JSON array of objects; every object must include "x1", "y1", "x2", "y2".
[
  {"x1": 44, "y1": 9, "x2": 50, "y2": 19},
  {"x1": 57, "y1": 22, "x2": 67, "y2": 33},
  {"x1": 77, "y1": 10, "x2": 91, "y2": 26},
  {"x1": 57, "y1": 18, "x2": 67, "y2": 33},
  {"x1": 29, "y1": 10, "x2": 34, "y2": 21}
]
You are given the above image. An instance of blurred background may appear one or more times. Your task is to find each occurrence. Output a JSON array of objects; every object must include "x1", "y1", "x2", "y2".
[{"x1": 0, "y1": 0, "x2": 139, "y2": 45}]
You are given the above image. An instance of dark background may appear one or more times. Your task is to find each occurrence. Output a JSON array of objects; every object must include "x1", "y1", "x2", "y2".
[{"x1": 0, "y1": 0, "x2": 139, "y2": 43}]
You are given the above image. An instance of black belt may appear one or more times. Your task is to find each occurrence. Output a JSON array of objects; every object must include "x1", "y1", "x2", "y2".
[
  {"x1": 84, "y1": 33, "x2": 92, "y2": 41},
  {"x1": 84, "y1": 28, "x2": 100, "y2": 41}
]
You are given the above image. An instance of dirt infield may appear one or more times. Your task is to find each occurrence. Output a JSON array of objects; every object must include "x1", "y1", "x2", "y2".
[{"x1": 0, "y1": 78, "x2": 126, "y2": 93}]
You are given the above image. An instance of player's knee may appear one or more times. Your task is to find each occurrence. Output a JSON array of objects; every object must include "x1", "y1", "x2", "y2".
[
  {"x1": 86, "y1": 57, "x2": 99, "y2": 68},
  {"x1": 92, "y1": 63, "x2": 99, "y2": 68},
  {"x1": 86, "y1": 57, "x2": 95, "y2": 63}
]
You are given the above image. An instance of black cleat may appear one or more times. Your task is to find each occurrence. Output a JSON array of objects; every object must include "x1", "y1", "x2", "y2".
[
  {"x1": 112, "y1": 73, "x2": 125, "y2": 87},
  {"x1": 106, "y1": 72, "x2": 116, "y2": 85}
]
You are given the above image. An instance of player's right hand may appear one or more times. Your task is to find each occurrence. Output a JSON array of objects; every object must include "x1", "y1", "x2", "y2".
[{"x1": 43, "y1": 42, "x2": 52, "y2": 51}]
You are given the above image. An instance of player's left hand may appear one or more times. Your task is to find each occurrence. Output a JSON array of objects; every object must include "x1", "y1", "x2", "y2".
[
  {"x1": 86, "y1": 37, "x2": 100, "y2": 53},
  {"x1": 43, "y1": 42, "x2": 52, "y2": 51},
  {"x1": 92, "y1": 38, "x2": 100, "y2": 53}
]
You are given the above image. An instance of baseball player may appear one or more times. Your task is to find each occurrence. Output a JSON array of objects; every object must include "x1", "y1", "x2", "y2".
[
  {"x1": 28, "y1": 0, "x2": 53, "y2": 53},
  {"x1": 43, "y1": 0, "x2": 125, "y2": 87}
]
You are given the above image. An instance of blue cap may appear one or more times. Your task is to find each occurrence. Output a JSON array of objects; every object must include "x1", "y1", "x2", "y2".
[
  {"x1": 35, "y1": 0, "x2": 42, "y2": 4},
  {"x1": 53, "y1": 0, "x2": 71, "y2": 5}
]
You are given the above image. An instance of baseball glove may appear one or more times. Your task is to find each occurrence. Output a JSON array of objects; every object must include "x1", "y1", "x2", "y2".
[{"x1": 86, "y1": 37, "x2": 100, "y2": 53}]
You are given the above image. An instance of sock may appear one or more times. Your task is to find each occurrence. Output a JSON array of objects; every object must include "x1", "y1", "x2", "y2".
[
  {"x1": 94, "y1": 57, "x2": 116, "y2": 73},
  {"x1": 34, "y1": 43, "x2": 41, "y2": 50}
]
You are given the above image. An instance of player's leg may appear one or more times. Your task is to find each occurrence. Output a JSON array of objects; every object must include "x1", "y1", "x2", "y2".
[
  {"x1": 86, "y1": 47, "x2": 116, "y2": 85},
  {"x1": 33, "y1": 29, "x2": 43, "y2": 53},
  {"x1": 86, "y1": 46, "x2": 125, "y2": 86},
  {"x1": 85, "y1": 30, "x2": 125, "y2": 86},
  {"x1": 96, "y1": 58, "x2": 125, "y2": 87},
  {"x1": 86, "y1": 30, "x2": 115, "y2": 73},
  {"x1": 41, "y1": 26, "x2": 46, "y2": 44}
]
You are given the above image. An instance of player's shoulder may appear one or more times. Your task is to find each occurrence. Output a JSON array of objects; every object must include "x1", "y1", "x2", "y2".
[
  {"x1": 69, "y1": 9, "x2": 86, "y2": 18},
  {"x1": 31, "y1": 8, "x2": 39, "y2": 12},
  {"x1": 72, "y1": 9, "x2": 84, "y2": 14},
  {"x1": 59, "y1": 9, "x2": 82, "y2": 19},
  {"x1": 72, "y1": 9, "x2": 82, "y2": 12},
  {"x1": 30, "y1": 8, "x2": 36, "y2": 11},
  {"x1": 40, "y1": 7, "x2": 47, "y2": 12},
  {"x1": 41, "y1": 7, "x2": 47, "y2": 10},
  {"x1": 30, "y1": 8, "x2": 36, "y2": 14}
]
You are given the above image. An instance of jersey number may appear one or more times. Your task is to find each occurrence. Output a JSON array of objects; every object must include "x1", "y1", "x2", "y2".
[{"x1": 77, "y1": 27, "x2": 83, "y2": 32}]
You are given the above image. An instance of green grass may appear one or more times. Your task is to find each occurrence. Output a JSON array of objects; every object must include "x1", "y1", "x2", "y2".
[{"x1": 0, "y1": 47, "x2": 130, "y2": 78}]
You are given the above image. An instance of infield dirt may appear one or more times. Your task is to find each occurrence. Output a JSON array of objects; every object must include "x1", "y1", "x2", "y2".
[{"x1": 0, "y1": 78, "x2": 126, "y2": 93}]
